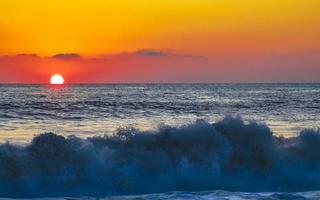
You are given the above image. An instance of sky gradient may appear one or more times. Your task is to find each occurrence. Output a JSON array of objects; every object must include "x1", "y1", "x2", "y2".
[{"x1": 0, "y1": 0, "x2": 319, "y2": 83}]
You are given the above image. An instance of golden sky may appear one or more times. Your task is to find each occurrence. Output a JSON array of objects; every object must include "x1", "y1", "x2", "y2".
[
  {"x1": 1, "y1": 0, "x2": 319, "y2": 56},
  {"x1": 0, "y1": 0, "x2": 320, "y2": 83}
]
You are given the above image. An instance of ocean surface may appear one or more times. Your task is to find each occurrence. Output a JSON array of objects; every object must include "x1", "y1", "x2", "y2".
[
  {"x1": 1, "y1": 83, "x2": 320, "y2": 199},
  {"x1": 3, "y1": 190, "x2": 320, "y2": 200},
  {"x1": 0, "y1": 83, "x2": 319, "y2": 142}
]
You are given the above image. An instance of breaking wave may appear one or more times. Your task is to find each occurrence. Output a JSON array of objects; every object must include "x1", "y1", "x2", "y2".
[{"x1": 1, "y1": 116, "x2": 320, "y2": 198}]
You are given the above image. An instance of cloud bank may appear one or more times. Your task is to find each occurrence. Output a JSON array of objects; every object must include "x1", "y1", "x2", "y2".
[
  {"x1": 52, "y1": 53, "x2": 81, "y2": 60},
  {"x1": 0, "y1": 49, "x2": 319, "y2": 83},
  {"x1": 134, "y1": 49, "x2": 168, "y2": 57}
]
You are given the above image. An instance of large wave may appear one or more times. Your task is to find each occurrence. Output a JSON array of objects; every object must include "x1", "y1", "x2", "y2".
[{"x1": 0, "y1": 116, "x2": 320, "y2": 197}]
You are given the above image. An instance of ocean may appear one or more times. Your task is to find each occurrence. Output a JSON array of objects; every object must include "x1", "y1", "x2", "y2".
[
  {"x1": 3, "y1": 191, "x2": 320, "y2": 199},
  {"x1": 0, "y1": 83, "x2": 320, "y2": 199},
  {"x1": 1, "y1": 83, "x2": 319, "y2": 142}
]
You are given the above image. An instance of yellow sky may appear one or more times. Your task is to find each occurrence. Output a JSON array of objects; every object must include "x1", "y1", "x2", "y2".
[{"x1": 1, "y1": 0, "x2": 320, "y2": 56}]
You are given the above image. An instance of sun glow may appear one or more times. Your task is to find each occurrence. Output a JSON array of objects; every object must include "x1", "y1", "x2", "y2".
[{"x1": 50, "y1": 74, "x2": 64, "y2": 85}]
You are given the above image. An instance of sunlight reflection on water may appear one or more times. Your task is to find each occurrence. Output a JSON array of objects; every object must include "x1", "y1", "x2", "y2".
[{"x1": 0, "y1": 83, "x2": 319, "y2": 143}]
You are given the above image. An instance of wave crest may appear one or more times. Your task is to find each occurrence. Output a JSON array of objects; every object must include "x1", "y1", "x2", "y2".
[{"x1": 0, "y1": 116, "x2": 320, "y2": 197}]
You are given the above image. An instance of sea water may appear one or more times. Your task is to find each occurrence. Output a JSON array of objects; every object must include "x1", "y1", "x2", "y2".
[
  {"x1": 0, "y1": 83, "x2": 320, "y2": 199},
  {"x1": 0, "y1": 83, "x2": 319, "y2": 142}
]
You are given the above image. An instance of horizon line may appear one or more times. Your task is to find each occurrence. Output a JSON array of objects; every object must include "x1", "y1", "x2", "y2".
[{"x1": 0, "y1": 82, "x2": 319, "y2": 85}]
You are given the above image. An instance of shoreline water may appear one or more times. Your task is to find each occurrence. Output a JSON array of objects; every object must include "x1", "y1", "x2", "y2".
[
  {"x1": 2, "y1": 190, "x2": 320, "y2": 200},
  {"x1": 0, "y1": 117, "x2": 320, "y2": 197},
  {"x1": 0, "y1": 83, "x2": 319, "y2": 198}
]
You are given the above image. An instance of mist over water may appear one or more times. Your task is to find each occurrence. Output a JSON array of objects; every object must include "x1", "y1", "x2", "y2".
[
  {"x1": 0, "y1": 83, "x2": 319, "y2": 142},
  {"x1": 1, "y1": 117, "x2": 320, "y2": 198}
]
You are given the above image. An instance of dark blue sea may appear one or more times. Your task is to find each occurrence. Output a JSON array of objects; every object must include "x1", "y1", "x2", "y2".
[{"x1": 0, "y1": 83, "x2": 320, "y2": 199}]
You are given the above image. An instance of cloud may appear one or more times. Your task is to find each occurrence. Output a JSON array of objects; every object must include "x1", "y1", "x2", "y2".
[
  {"x1": 52, "y1": 53, "x2": 81, "y2": 60},
  {"x1": 183, "y1": 54, "x2": 206, "y2": 59},
  {"x1": 131, "y1": 49, "x2": 205, "y2": 59},
  {"x1": 15, "y1": 53, "x2": 38, "y2": 58},
  {"x1": 134, "y1": 49, "x2": 168, "y2": 57},
  {"x1": 2, "y1": 48, "x2": 318, "y2": 83}
]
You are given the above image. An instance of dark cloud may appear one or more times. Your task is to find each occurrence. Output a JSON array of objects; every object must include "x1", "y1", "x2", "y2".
[
  {"x1": 52, "y1": 53, "x2": 81, "y2": 60},
  {"x1": 15, "y1": 54, "x2": 38, "y2": 58},
  {"x1": 133, "y1": 49, "x2": 206, "y2": 59},
  {"x1": 183, "y1": 54, "x2": 206, "y2": 59},
  {"x1": 134, "y1": 49, "x2": 168, "y2": 57}
]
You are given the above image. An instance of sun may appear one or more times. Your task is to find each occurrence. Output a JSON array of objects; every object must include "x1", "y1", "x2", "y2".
[{"x1": 50, "y1": 74, "x2": 64, "y2": 85}]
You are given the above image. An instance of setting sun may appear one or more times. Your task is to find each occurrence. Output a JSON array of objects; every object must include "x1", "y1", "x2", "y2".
[{"x1": 50, "y1": 74, "x2": 64, "y2": 85}]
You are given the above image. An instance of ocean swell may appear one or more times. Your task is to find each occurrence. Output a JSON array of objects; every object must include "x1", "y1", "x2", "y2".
[{"x1": 0, "y1": 116, "x2": 320, "y2": 197}]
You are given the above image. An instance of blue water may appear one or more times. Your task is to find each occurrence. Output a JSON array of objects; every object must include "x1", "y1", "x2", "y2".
[
  {"x1": 5, "y1": 191, "x2": 320, "y2": 199},
  {"x1": 106, "y1": 190, "x2": 320, "y2": 200},
  {"x1": 0, "y1": 83, "x2": 319, "y2": 142},
  {"x1": 0, "y1": 83, "x2": 320, "y2": 199}
]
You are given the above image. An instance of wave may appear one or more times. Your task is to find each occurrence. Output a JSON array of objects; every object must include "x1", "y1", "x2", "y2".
[
  {"x1": 108, "y1": 190, "x2": 320, "y2": 200},
  {"x1": 0, "y1": 116, "x2": 320, "y2": 197}
]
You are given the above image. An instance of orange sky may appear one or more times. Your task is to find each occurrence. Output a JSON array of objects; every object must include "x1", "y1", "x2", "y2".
[{"x1": 0, "y1": 0, "x2": 319, "y2": 83}]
